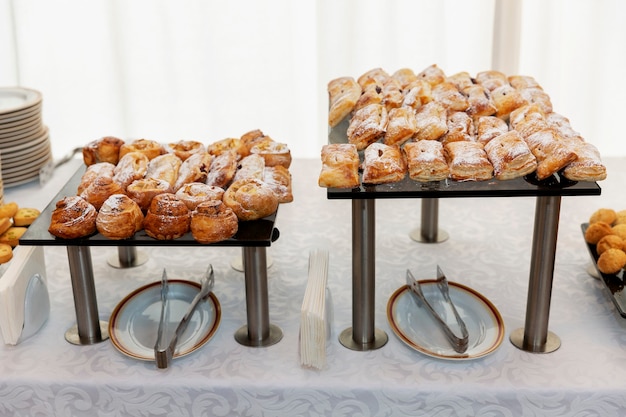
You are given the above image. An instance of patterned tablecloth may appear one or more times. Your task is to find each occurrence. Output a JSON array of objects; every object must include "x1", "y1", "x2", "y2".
[{"x1": 1, "y1": 157, "x2": 626, "y2": 417}]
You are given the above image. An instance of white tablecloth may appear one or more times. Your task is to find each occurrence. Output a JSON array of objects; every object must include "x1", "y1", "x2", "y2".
[{"x1": 1, "y1": 157, "x2": 626, "y2": 417}]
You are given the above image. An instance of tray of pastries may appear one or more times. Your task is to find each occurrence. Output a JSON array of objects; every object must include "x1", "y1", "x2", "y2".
[
  {"x1": 320, "y1": 65, "x2": 605, "y2": 199},
  {"x1": 21, "y1": 130, "x2": 292, "y2": 247}
]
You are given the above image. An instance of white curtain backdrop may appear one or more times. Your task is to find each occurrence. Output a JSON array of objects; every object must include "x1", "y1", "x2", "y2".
[{"x1": 1, "y1": 0, "x2": 624, "y2": 161}]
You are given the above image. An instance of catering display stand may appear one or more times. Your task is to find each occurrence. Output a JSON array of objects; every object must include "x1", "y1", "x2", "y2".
[{"x1": 19, "y1": 165, "x2": 282, "y2": 348}]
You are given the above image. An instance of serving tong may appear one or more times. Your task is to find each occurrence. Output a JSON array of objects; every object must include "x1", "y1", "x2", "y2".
[
  {"x1": 406, "y1": 266, "x2": 469, "y2": 353},
  {"x1": 155, "y1": 265, "x2": 215, "y2": 369}
]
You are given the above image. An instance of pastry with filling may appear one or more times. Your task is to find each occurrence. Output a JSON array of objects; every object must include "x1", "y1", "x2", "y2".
[
  {"x1": 347, "y1": 103, "x2": 388, "y2": 151},
  {"x1": 383, "y1": 107, "x2": 417, "y2": 146},
  {"x1": 143, "y1": 193, "x2": 191, "y2": 240},
  {"x1": 414, "y1": 101, "x2": 448, "y2": 141},
  {"x1": 96, "y1": 194, "x2": 144, "y2": 240},
  {"x1": 391, "y1": 68, "x2": 417, "y2": 89},
  {"x1": 403, "y1": 140, "x2": 449, "y2": 182},
  {"x1": 79, "y1": 175, "x2": 126, "y2": 210},
  {"x1": 206, "y1": 150, "x2": 238, "y2": 188},
  {"x1": 119, "y1": 138, "x2": 165, "y2": 161},
  {"x1": 172, "y1": 152, "x2": 213, "y2": 191},
  {"x1": 112, "y1": 151, "x2": 149, "y2": 190},
  {"x1": 546, "y1": 112, "x2": 582, "y2": 140},
  {"x1": 465, "y1": 85, "x2": 497, "y2": 119},
  {"x1": 328, "y1": 76, "x2": 361, "y2": 127},
  {"x1": 523, "y1": 129, "x2": 578, "y2": 180},
  {"x1": 240, "y1": 129, "x2": 269, "y2": 153},
  {"x1": 381, "y1": 78, "x2": 404, "y2": 111},
  {"x1": 249, "y1": 138, "x2": 292, "y2": 168},
  {"x1": 562, "y1": 141, "x2": 607, "y2": 182},
  {"x1": 167, "y1": 140, "x2": 206, "y2": 161},
  {"x1": 207, "y1": 137, "x2": 248, "y2": 160},
  {"x1": 126, "y1": 177, "x2": 172, "y2": 212},
  {"x1": 417, "y1": 64, "x2": 446, "y2": 87},
  {"x1": 318, "y1": 143, "x2": 360, "y2": 189},
  {"x1": 354, "y1": 84, "x2": 383, "y2": 112},
  {"x1": 475, "y1": 70, "x2": 508, "y2": 91},
  {"x1": 444, "y1": 141, "x2": 494, "y2": 181},
  {"x1": 484, "y1": 130, "x2": 537, "y2": 180},
  {"x1": 175, "y1": 182, "x2": 225, "y2": 210},
  {"x1": 83, "y1": 136, "x2": 125, "y2": 166},
  {"x1": 441, "y1": 112, "x2": 474, "y2": 145},
  {"x1": 48, "y1": 196, "x2": 98, "y2": 239},
  {"x1": 361, "y1": 143, "x2": 406, "y2": 185},
  {"x1": 77, "y1": 162, "x2": 115, "y2": 194},
  {"x1": 357, "y1": 68, "x2": 390, "y2": 90},
  {"x1": 520, "y1": 87, "x2": 553, "y2": 114},
  {"x1": 190, "y1": 200, "x2": 239, "y2": 244},
  {"x1": 476, "y1": 116, "x2": 508, "y2": 146},
  {"x1": 491, "y1": 85, "x2": 528, "y2": 120},
  {"x1": 145, "y1": 153, "x2": 182, "y2": 188},
  {"x1": 233, "y1": 154, "x2": 265, "y2": 182},
  {"x1": 223, "y1": 178, "x2": 279, "y2": 221},
  {"x1": 264, "y1": 165, "x2": 293, "y2": 203},
  {"x1": 508, "y1": 75, "x2": 542, "y2": 90},
  {"x1": 431, "y1": 81, "x2": 469, "y2": 112},
  {"x1": 446, "y1": 71, "x2": 475, "y2": 92},
  {"x1": 401, "y1": 79, "x2": 432, "y2": 110}
]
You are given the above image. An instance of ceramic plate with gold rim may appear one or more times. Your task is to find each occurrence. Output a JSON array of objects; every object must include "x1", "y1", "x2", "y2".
[{"x1": 387, "y1": 280, "x2": 504, "y2": 360}]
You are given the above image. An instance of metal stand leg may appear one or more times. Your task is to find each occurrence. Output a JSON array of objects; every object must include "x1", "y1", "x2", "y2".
[
  {"x1": 64, "y1": 246, "x2": 108, "y2": 345},
  {"x1": 339, "y1": 199, "x2": 388, "y2": 351},
  {"x1": 510, "y1": 196, "x2": 562, "y2": 353},
  {"x1": 409, "y1": 198, "x2": 449, "y2": 243},
  {"x1": 234, "y1": 246, "x2": 282, "y2": 347},
  {"x1": 107, "y1": 246, "x2": 148, "y2": 269}
]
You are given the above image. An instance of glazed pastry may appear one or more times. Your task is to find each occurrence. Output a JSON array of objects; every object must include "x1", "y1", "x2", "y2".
[
  {"x1": 444, "y1": 141, "x2": 494, "y2": 181},
  {"x1": 328, "y1": 76, "x2": 361, "y2": 127},
  {"x1": 465, "y1": 85, "x2": 497, "y2": 119},
  {"x1": 484, "y1": 130, "x2": 537, "y2": 180},
  {"x1": 523, "y1": 129, "x2": 578, "y2": 180},
  {"x1": 77, "y1": 162, "x2": 115, "y2": 195},
  {"x1": 190, "y1": 200, "x2": 239, "y2": 244},
  {"x1": 172, "y1": 152, "x2": 213, "y2": 191},
  {"x1": 119, "y1": 138, "x2": 165, "y2": 161},
  {"x1": 207, "y1": 137, "x2": 248, "y2": 160},
  {"x1": 491, "y1": 85, "x2": 528, "y2": 120},
  {"x1": 475, "y1": 70, "x2": 508, "y2": 91},
  {"x1": 596, "y1": 235, "x2": 624, "y2": 255},
  {"x1": 562, "y1": 141, "x2": 607, "y2": 182},
  {"x1": 264, "y1": 165, "x2": 293, "y2": 203},
  {"x1": 143, "y1": 193, "x2": 191, "y2": 240},
  {"x1": 347, "y1": 103, "x2": 388, "y2": 151},
  {"x1": 597, "y1": 248, "x2": 626, "y2": 275},
  {"x1": 584, "y1": 221, "x2": 614, "y2": 245},
  {"x1": 249, "y1": 139, "x2": 292, "y2": 168},
  {"x1": 589, "y1": 208, "x2": 617, "y2": 225},
  {"x1": 476, "y1": 116, "x2": 508, "y2": 146},
  {"x1": 357, "y1": 67, "x2": 390, "y2": 90},
  {"x1": 175, "y1": 182, "x2": 225, "y2": 210},
  {"x1": 112, "y1": 151, "x2": 149, "y2": 190},
  {"x1": 79, "y1": 175, "x2": 126, "y2": 210},
  {"x1": 82, "y1": 136, "x2": 125, "y2": 166},
  {"x1": 145, "y1": 153, "x2": 182, "y2": 188},
  {"x1": 391, "y1": 68, "x2": 418, "y2": 88},
  {"x1": 223, "y1": 178, "x2": 279, "y2": 221},
  {"x1": 126, "y1": 177, "x2": 172, "y2": 212},
  {"x1": 414, "y1": 101, "x2": 448, "y2": 141},
  {"x1": 206, "y1": 150, "x2": 238, "y2": 188},
  {"x1": 403, "y1": 140, "x2": 450, "y2": 182},
  {"x1": 441, "y1": 112, "x2": 474, "y2": 145},
  {"x1": 383, "y1": 107, "x2": 417, "y2": 147},
  {"x1": 417, "y1": 64, "x2": 446, "y2": 86},
  {"x1": 96, "y1": 194, "x2": 144, "y2": 240},
  {"x1": 361, "y1": 143, "x2": 407, "y2": 185},
  {"x1": 431, "y1": 82, "x2": 469, "y2": 112},
  {"x1": 318, "y1": 143, "x2": 360, "y2": 189},
  {"x1": 166, "y1": 140, "x2": 206, "y2": 161},
  {"x1": 48, "y1": 196, "x2": 98, "y2": 239},
  {"x1": 401, "y1": 79, "x2": 432, "y2": 110},
  {"x1": 446, "y1": 71, "x2": 475, "y2": 92}
]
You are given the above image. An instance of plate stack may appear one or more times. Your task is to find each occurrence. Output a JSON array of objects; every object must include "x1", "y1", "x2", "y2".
[{"x1": 0, "y1": 87, "x2": 52, "y2": 189}]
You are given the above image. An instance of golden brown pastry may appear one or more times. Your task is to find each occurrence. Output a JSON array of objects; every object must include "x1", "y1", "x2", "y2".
[
  {"x1": 476, "y1": 116, "x2": 508, "y2": 146},
  {"x1": 207, "y1": 138, "x2": 248, "y2": 160},
  {"x1": 328, "y1": 76, "x2": 362, "y2": 127},
  {"x1": 0, "y1": 227, "x2": 27, "y2": 247},
  {"x1": 444, "y1": 141, "x2": 493, "y2": 181},
  {"x1": 119, "y1": 139, "x2": 165, "y2": 161},
  {"x1": 347, "y1": 103, "x2": 388, "y2": 151},
  {"x1": 223, "y1": 178, "x2": 279, "y2": 221},
  {"x1": 172, "y1": 152, "x2": 214, "y2": 191},
  {"x1": 96, "y1": 194, "x2": 144, "y2": 240},
  {"x1": 126, "y1": 177, "x2": 172, "y2": 212},
  {"x1": 391, "y1": 68, "x2": 418, "y2": 89},
  {"x1": 383, "y1": 107, "x2": 417, "y2": 146},
  {"x1": 523, "y1": 129, "x2": 578, "y2": 180},
  {"x1": 318, "y1": 143, "x2": 360, "y2": 189},
  {"x1": 175, "y1": 182, "x2": 225, "y2": 210},
  {"x1": 240, "y1": 129, "x2": 270, "y2": 153},
  {"x1": 143, "y1": 193, "x2": 191, "y2": 240},
  {"x1": 491, "y1": 85, "x2": 528, "y2": 120},
  {"x1": 0, "y1": 243, "x2": 12, "y2": 264},
  {"x1": 145, "y1": 153, "x2": 182, "y2": 188},
  {"x1": 190, "y1": 200, "x2": 239, "y2": 244},
  {"x1": 13, "y1": 208, "x2": 40, "y2": 226},
  {"x1": 508, "y1": 75, "x2": 542, "y2": 90},
  {"x1": 475, "y1": 70, "x2": 508, "y2": 91},
  {"x1": 612, "y1": 224, "x2": 626, "y2": 241},
  {"x1": 520, "y1": 88, "x2": 553, "y2": 114},
  {"x1": 562, "y1": 141, "x2": 607, "y2": 182},
  {"x1": 77, "y1": 162, "x2": 116, "y2": 195},
  {"x1": 48, "y1": 196, "x2": 98, "y2": 239},
  {"x1": 546, "y1": 112, "x2": 582, "y2": 141},
  {"x1": 206, "y1": 150, "x2": 238, "y2": 188},
  {"x1": 414, "y1": 101, "x2": 448, "y2": 141},
  {"x1": 401, "y1": 79, "x2": 433, "y2": 110},
  {"x1": 417, "y1": 64, "x2": 446, "y2": 87},
  {"x1": 0, "y1": 202, "x2": 19, "y2": 219},
  {"x1": 403, "y1": 140, "x2": 450, "y2": 182},
  {"x1": 357, "y1": 68, "x2": 390, "y2": 90},
  {"x1": 354, "y1": 84, "x2": 383, "y2": 112},
  {"x1": 431, "y1": 82, "x2": 469, "y2": 112},
  {"x1": 112, "y1": 151, "x2": 149, "y2": 190},
  {"x1": 381, "y1": 78, "x2": 404, "y2": 111},
  {"x1": 441, "y1": 112, "x2": 474, "y2": 145},
  {"x1": 597, "y1": 248, "x2": 626, "y2": 275},
  {"x1": 0, "y1": 217, "x2": 12, "y2": 236},
  {"x1": 233, "y1": 154, "x2": 265, "y2": 182},
  {"x1": 484, "y1": 130, "x2": 537, "y2": 180},
  {"x1": 263, "y1": 165, "x2": 293, "y2": 204},
  {"x1": 509, "y1": 105, "x2": 548, "y2": 139},
  {"x1": 465, "y1": 85, "x2": 497, "y2": 119},
  {"x1": 83, "y1": 136, "x2": 125, "y2": 166},
  {"x1": 361, "y1": 143, "x2": 407, "y2": 185},
  {"x1": 584, "y1": 221, "x2": 614, "y2": 245},
  {"x1": 446, "y1": 71, "x2": 474, "y2": 92},
  {"x1": 79, "y1": 175, "x2": 126, "y2": 210},
  {"x1": 166, "y1": 140, "x2": 206, "y2": 161},
  {"x1": 597, "y1": 235, "x2": 624, "y2": 255},
  {"x1": 249, "y1": 139, "x2": 292, "y2": 168},
  {"x1": 590, "y1": 208, "x2": 617, "y2": 225},
  {"x1": 616, "y1": 210, "x2": 626, "y2": 226}
]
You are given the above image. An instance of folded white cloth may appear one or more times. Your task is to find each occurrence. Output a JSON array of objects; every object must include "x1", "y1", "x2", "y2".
[{"x1": 0, "y1": 246, "x2": 49, "y2": 345}]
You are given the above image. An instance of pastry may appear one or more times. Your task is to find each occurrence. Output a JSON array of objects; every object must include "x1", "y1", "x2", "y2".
[
  {"x1": 440, "y1": 111, "x2": 474, "y2": 145},
  {"x1": 491, "y1": 84, "x2": 528, "y2": 120},
  {"x1": 523, "y1": 129, "x2": 578, "y2": 180},
  {"x1": 0, "y1": 227, "x2": 27, "y2": 247},
  {"x1": 584, "y1": 221, "x2": 614, "y2": 245},
  {"x1": 417, "y1": 64, "x2": 446, "y2": 87},
  {"x1": 546, "y1": 112, "x2": 582, "y2": 140},
  {"x1": 612, "y1": 224, "x2": 626, "y2": 241},
  {"x1": 446, "y1": 71, "x2": 475, "y2": 92},
  {"x1": 175, "y1": 182, "x2": 225, "y2": 210},
  {"x1": 431, "y1": 81, "x2": 469, "y2": 112},
  {"x1": 381, "y1": 78, "x2": 404, "y2": 111},
  {"x1": 597, "y1": 248, "x2": 626, "y2": 275},
  {"x1": 357, "y1": 68, "x2": 389, "y2": 90},
  {"x1": 509, "y1": 105, "x2": 548, "y2": 139},
  {"x1": 240, "y1": 129, "x2": 270, "y2": 153},
  {"x1": 520, "y1": 87, "x2": 553, "y2": 114},
  {"x1": 249, "y1": 139, "x2": 292, "y2": 168},
  {"x1": 126, "y1": 177, "x2": 172, "y2": 212},
  {"x1": 562, "y1": 142, "x2": 607, "y2": 182},
  {"x1": 145, "y1": 153, "x2": 182, "y2": 188},
  {"x1": 206, "y1": 150, "x2": 238, "y2": 189},
  {"x1": 475, "y1": 70, "x2": 508, "y2": 91},
  {"x1": 413, "y1": 101, "x2": 448, "y2": 141},
  {"x1": 476, "y1": 116, "x2": 508, "y2": 146},
  {"x1": 264, "y1": 165, "x2": 293, "y2": 204},
  {"x1": 328, "y1": 76, "x2": 361, "y2": 127},
  {"x1": 616, "y1": 210, "x2": 626, "y2": 226},
  {"x1": 48, "y1": 196, "x2": 98, "y2": 239},
  {"x1": 143, "y1": 193, "x2": 191, "y2": 240},
  {"x1": 465, "y1": 85, "x2": 497, "y2": 119},
  {"x1": 391, "y1": 68, "x2": 418, "y2": 88},
  {"x1": 0, "y1": 217, "x2": 12, "y2": 236},
  {"x1": 172, "y1": 152, "x2": 214, "y2": 191},
  {"x1": 77, "y1": 162, "x2": 115, "y2": 195},
  {"x1": 508, "y1": 75, "x2": 542, "y2": 90},
  {"x1": 233, "y1": 154, "x2": 266, "y2": 182},
  {"x1": 318, "y1": 143, "x2": 360, "y2": 189},
  {"x1": 190, "y1": 200, "x2": 239, "y2": 244},
  {"x1": 484, "y1": 130, "x2": 537, "y2": 180},
  {"x1": 354, "y1": 84, "x2": 383, "y2": 112},
  {"x1": 223, "y1": 178, "x2": 279, "y2": 221},
  {"x1": 403, "y1": 140, "x2": 449, "y2": 182},
  {"x1": 346, "y1": 103, "x2": 388, "y2": 151},
  {"x1": 0, "y1": 243, "x2": 12, "y2": 264},
  {"x1": 590, "y1": 208, "x2": 617, "y2": 225},
  {"x1": 119, "y1": 139, "x2": 165, "y2": 161},
  {"x1": 207, "y1": 137, "x2": 248, "y2": 160},
  {"x1": 0, "y1": 202, "x2": 19, "y2": 219},
  {"x1": 96, "y1": 194, "x2": 144, "y2": 240},
  {"x1": 383, "y1": 107, "x2": 417, "y2": 146},
  {"x1": 79, "y1": 175, "x2": 126, "y2": 210},
  {"x1": 112, "y1": 151, "x2": 149, "y2": 190},
  {"x1": 401, "y1": 79, "x2": 432, "y2": 110},
  {"x1": 596, "y1": 235, "x2": 624, "y2": 255},
  {"x1": 13, "y1": 208, "x2": 40, "y2": 227},
  {"x1": 82, "y1": 136, "x2": 125, "y2": 166},
  {"x1": 166, "y1": 140, "x2": 206, "y2": 161},
  {"x1": 444, "y1": 141, "x2": 494, "y2": 181},
  {"x1": 361, "y1": 143, "x2": 407, "y2": 185}
]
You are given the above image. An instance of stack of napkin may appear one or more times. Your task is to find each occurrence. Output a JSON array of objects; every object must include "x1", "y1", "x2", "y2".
[{"x1": 300, "y1": 249, "x2": 331, "y2": 369}]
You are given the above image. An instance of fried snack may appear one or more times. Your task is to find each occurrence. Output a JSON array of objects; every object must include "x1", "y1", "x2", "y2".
[
  {"x1": 597, "y1": 248, "x2": 626, "y2": 275},
  {"x1": 79, "y1": 175, "x2": 126, "y2": 210},
  {"x1": 223, "y1": 178, "x2": 279, "y2": 221},
  {"x1": 328, "y1": 76, "x2": 361, "y2": 127},
  {"x1": 0, "y1": 243, "x2": 12, "y2": 264},
  {"x1": 249, "y1": 139, "x2": 292, "y2": 168},
  {"x1": 0, "y1": 227, "x2": 28, "y2": 247},
  {"x1": 112, "y1": 151, "x2": 149, "y2": 190},
  {"x1": 562, "y1": 141, "x2": 607, "y2": 182},
  {"x1": 82, "y1": 136, "x2": 125, "y2": 166},
  {"x1": 361, "y1": 143, "x2": 407, "y2": 185},
  {"x1": 206, "y1": 150, "x2": 238, "y2": 189},
  {"x1": 584, "y1": 221, "x2": 614, "y2": 245},
  {"x1": 77, "y1": 162, "x2": 115, "y2": 194},
  {"x1": 13, "y1": 208, "x2": 40, "y2": 226},
  {"x1": 318, "y1": 143, "x2": 360, "y2": 189},
  {"x1": 444, "y1": 141, "x2": 493, "y2": 181},
  {"x1": 0, "y1": 217, "x2": 12, "y2": 236},
  {"x1": 484, "y1": 130, "x2": 537, "y2": 180},
  {"x1": 347, "y1": 103, "x2": 388, "y2": 151},
  {"x1": 96, "y1": 194, "x2": 144, "y2": 240},
  {"x1": 145, "y1": 153, "x2": 182, "y2": 188},
  {"x1": 264, "y1": 165, "x2": 293, "y2": 204},
  {"x1": 143, "y1": 193, "x2": 191, "y2": 240},
  {"x1": 431, "y1": 82, "x2": 469, "y2": 112},
  {"x1": 173, "y1": 152, "x2": 213, "y2": 191},
  {"x1": 175, "y1": 182, "x2": 225, "y2": 210},
  {"x1": 0, "y1": 202, "x2": 19, "y2": 219},
  {"x1": 596, "y1": 235, "x2": 625, "y2": 255},
  {"x1": 403, "y1": 140, "x2": 449, "y2": 182},
  {"x1": 48, "y1": 196, "x2": 98, "y2": 239},
  {"x1": 476, "y1": 116, "x2": 508, "y2": 146},
  {"x1": 166, "y1": 140, "x2": 206, "y2": 161},
  {"x1": 207, "y1": 138, "x2": 248, "y2": 160},
  {"x1": 190, "y1": 200, "x2": 239, "y2": 244},
  {"x1": 414, "y1": 101, "x2": 448, "y2": 141},
  {"x1": 589, "y1": 208, "x2": 617, "y2": 225},
  {"x1": 126, "y1": 177, "x2": 172, "y2": 212},
  {"x1": 383, "y1": 107, "x2": 417, "y2": 147}
]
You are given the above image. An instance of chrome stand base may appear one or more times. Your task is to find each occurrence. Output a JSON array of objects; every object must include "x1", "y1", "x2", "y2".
[
  {"x1": 230, "y1": 255, "x2": 273, "y2": 272},
  {"x1": 65, "y1": 321, "x2": 109, "y2": 345},
  {"x1": 510, "y1": 327, "x2": 560, "y2": 353},
  {"x1": 409, "y1": 228, "x2": 449, "y2": 243},
  {"x1": 107, "y1": 247, "x2": 149, "y2": 269},
  {"x1": 338, "y1": 327, "x2": 388, "y2": 351},
  {"x1": 234, "y1": 324, "x2": 283, "y2": 347}
]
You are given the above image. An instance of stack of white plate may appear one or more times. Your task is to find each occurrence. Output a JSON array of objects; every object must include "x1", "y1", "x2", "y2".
[{"x1": 0, "y1": 87, "x2": 52, "y2": 189}]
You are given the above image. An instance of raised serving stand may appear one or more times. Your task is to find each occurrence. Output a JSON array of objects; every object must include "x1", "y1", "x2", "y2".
[
  {"x1": 20, "y1": 165, "x2": 282, "y2": 348},
  {"x1": 328, "y1": 123, "x2": 601, "y2": 353}
]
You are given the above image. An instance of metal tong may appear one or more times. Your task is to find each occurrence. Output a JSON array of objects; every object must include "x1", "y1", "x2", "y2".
[
  {"x1": 155, "y1": 265, "x2": 215, "y2": 369},
  {"x1": 406, "y1": 266, "x2": 469, "y2": 353}
]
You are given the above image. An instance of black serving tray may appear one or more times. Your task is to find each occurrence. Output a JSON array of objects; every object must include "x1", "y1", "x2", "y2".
[
  {"x1": 581, "y1": 223, "x2": 626, "y2": 318},
  {"x1": 20, "y1": 165, "x2": 279, "y2": 247}
]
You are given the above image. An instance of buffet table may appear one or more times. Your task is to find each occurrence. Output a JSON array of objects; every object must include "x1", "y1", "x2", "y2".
[{"x1": 1, "y1": 157, "x2": 626, "y2": 416}]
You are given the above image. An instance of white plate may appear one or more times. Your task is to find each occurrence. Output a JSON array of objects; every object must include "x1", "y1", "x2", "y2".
[
  {"x1": 0, "y1": 103, "x2": 41, "y2": 124},
  {"x1": 387, "y1": 281, "x2": 504, "y2": 360},
  {"x1": 109, "y1": 279, "x2": 221, "y2": 362},
  {"x1": 0, "y1": 87, "x2": 42, "y2": 115}
]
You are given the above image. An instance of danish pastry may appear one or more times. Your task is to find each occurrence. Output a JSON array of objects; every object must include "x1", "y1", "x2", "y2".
[
  {"x1": 465, "y1": 85, "x2": 497, "y2": 119},
  {"x1": 476, "y1": 116, "x2": 508, "y2": 146},
  {"x1": 391, "y1": 68, "x2": 418, "y2": 89},
  {"x1": 172, "y1": 152, "x2": 213, "y2": 191},
  {"x1": 318, "y1": 143, "x2": 360, "y2": 189},
  {"x1": 175, "y1": 182, "x2": 225, "y2": 210},
  {"x1": 414, "y1": 101, "x2": 448, "y2": 141},
  {"x1": 119, "y1": 138, "x2": 165, "y2": 161},
  {"x1": 508, "y1": 75, "x2": 542, "y2": 90},
  {"x1": 79, "y1": 174, "x2": 126, "y2": 210},
  {"x1": 48, "y1": 196, "x2": 98, "y2": 239},
  {"x1": 357, "y1": 67, "x2": 389, "y2": 90},
  {"x1": 96, "y1": 194, "x2": 144, "y2": 240},
  {"x1": 446, "y1": 71, "x2": 474, "y2": 92},
  {"x1": 223, "y1": 178, "x2": 279, "y2": 221},
  {"x1": 233, "y1": 154, "x2": 265, "y2": 183},
  {"x1": 354, "y1": 84, "x2": 383, "y2": 113},
  {"x1": 249, "y1": 139, "x2": 292, "y2": 168},
  {"x1": 491, "y1": 85, "x2": 528, "y2": 120},
  {"x1": 77, "y1": 162, "x2": 115, "y2": 195},
  {"x1": 264, "y1": 165, "x2": 293, "y2": 204},
  {"x1": 361, "y1": 143, "x2": 407, "y2": 185},
  {"x1": 207, "y1": 137, "x2": 248, "y2": 160},
  {"x1": 431, "y1": 81, "x2": 469, "y2": 112},
  {"x1": 381, "y1": 78, "x2": 404, "y2": 111},
  {"x1": 83, "y1": 136, "x2": 125, "y2": 166},
  {"x1": 484, "y1": 130, "x2": 537, "y2": 180},
  {"x1": 143, "y1": 193, "x2": 191, "y2": 240},
  {"x1": 475, "y1": 70, "x2": 508, "y2": 91},
  {"x1": 401, "y1": 79, "x2": 432, "y2": 110},
  {"x1": 206, "y1": 150, "x2": 238, "y2": 189},
  {"x1": 523, "y1": 129, "x2": 578, "y2": 180},
  {"x1": 562, "y1": 141, "x2": 607, "y2": 182},
  {"x1": 383, "y1": 107, "x2": 417, "y2": 147},
  {"x1": 166, "y1": 140, "x2": 206, "y2": 161},
  {"x1": 403, "y1": 140, "x2": 450, "y2": 182},
  {"x1": 112, "y1": 151, "x2": 149, "y2": 190},
  {"x1": 145, "y1": 153, "x2": 182, "y2": 188},
  {"x1": 126, "y1": 177, "x2": 172, "y2": 212},
  {"x1": 417, "y1": 64, "x2": 446, "y2": 87},
  {"x1": 347, "y1": 103, "x2": 388, "y2": 151},
  {"x1": 328, "y1": 76, "x2": 361, "y2": 127},
  {"x1": 190, "y1": 200, "x2": 239, "y2": 244},
  {"x1": 444, "y1": 141, "x2": 494, "y2": 181},
  {"x1": 441, "y1": 111, "x2": 474, "y2": 145}
]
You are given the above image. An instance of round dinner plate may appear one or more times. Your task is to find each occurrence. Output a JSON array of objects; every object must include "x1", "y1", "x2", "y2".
[
  {"x1": 0, "y1": 87, "x2": 42, "y2": 115},
  {"x1": 109, "y1": 279, "x2": 221, "y2": 362},
  {"x1": 387, "y1": 281, "x2": 504, "y2": 360}
]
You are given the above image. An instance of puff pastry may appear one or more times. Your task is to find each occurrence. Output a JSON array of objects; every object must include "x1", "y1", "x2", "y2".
[
  {"x1": 417, "y1": 64, "x2": 446, "y2": 86},
  {"x1": 83, "y1": 136, "x2": 124, "y2": 166},
  {"x1": 523, "y1": 129, "x2": 578, "y2": 180},
  {"x1": 475, "y1": 70, "x2": 508, "y2": 91},
  {"x1": 403, "y1": 140, "x2": 449, "y2": 182},
  {"x1": 175, "y1": 182, "x2": 225, "y2": 210},
  {"x1": 233, "y1": 154, "x2": 265, "y2": 182},
  {"x1": 484, "y1": 130, "x2": 537, "y2": 180},
  {"x1": 318, "y1": 143, "x2": 360, "y2": 189},
  {"x1": 357, "y1": 67, "x2": 390, "y2": 90},
  {"x1": 446, "y1": 71, "x2": 474, "y2": 92},
  {"x1": 167, "y1": 140, "x2": 206, "y2": 161},
  {"x1": 414, "y1": 101, "x2": 448, "y2": 141},
  {"x1": 207, "y1": 137, "x2": 248, "y2": 160},
  {"x1": 206, "y1": 150, "x2": 238, "y2": 188},
  {"x1": 546, "y1": 112, "x2": 582, "y2": 140},
  {"x1": 465, "y1": 85, "x2": 497, "y2": 119},
  {"x1": 520, "y1": 87, "x2": 553, "y2": 114},
  {"x1": 328, "y1": 76, "x2": 362, "y2": 127},
  {"x1": 48, "y1": 196, "x2": 98, "y2": 239},
  {"x1": 112, "y1": 151, "x2": 149, "y2": 190},
  {"x1": 476, "y1": 116, "x2": 508, "y2": 146},
  {"x1": 441, "y1": 112, "x2": 474, "y2": 145},
  {"x1": 381, "y1": 78, "x2": 404, "y2": 111},
  {"x1": 126, "y1": 177, "x2": 172, "y2": 212},
  {"x1": 143, "y1": 193, "x2": 191, "y2": 240},
  {"x1": 444, "y1": 141, "x2": 493, "y2": 181},
  {"x1": 96, "y1": 194, "x2": 144, "y2": 240},
  {"x1": 491, "y1": 85, "x2": 528, "y2": 120},
  {"x1": 347, "y1": 103, "x2": 388, "y2": 151},
  {"x1": 223, "y1": 178, "x2": 279, "y2": 221},
  {"x1": 77, "y1": 162, "x2": 115, "y2": 195},
  {"x1": 173, "y1": 152, "x2": 213, "y2": 191},
  {"x1": 383, "y1": 107, "x2": 417, "y2": 146},
  {"x1": 79, "y1": 174, "x2": 126, "y2": 210},
  {"x1": 249, "y1": 139, "x2": 292, "y2": 168},
  {"x1": 354, "y1": 85, "x2": 383, "y2": 112},
  {"x1": 361, "y1": 143, "x2": 407, "y2": 185},
  {"x1": 190, "y1": 200, "x2": 239, "y2": 243},
  {"x1": 508, "y1": 75, "x2": 542, "y2": 90},
  {"x1": 401, "y1": 79, "x2": 433, "y2": 110},
  {"x1": 562, "y1": 141, "x2": 607, "y2": 182},
  {"x1": 145, "y1": 153, "x2": 182, "y2": 188},
  {"x1": 431, "y1": 81, "x2": 469, "y2": 112},
  {"x1": 391, "y1": 68, "x2": 418, "y2": 88},
  {"x1": 264, "y1": 165, "x2": 293, "y2": 203},
  {"x1": 119, "y1": 138, "x2": 165, "y2": 161}
]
